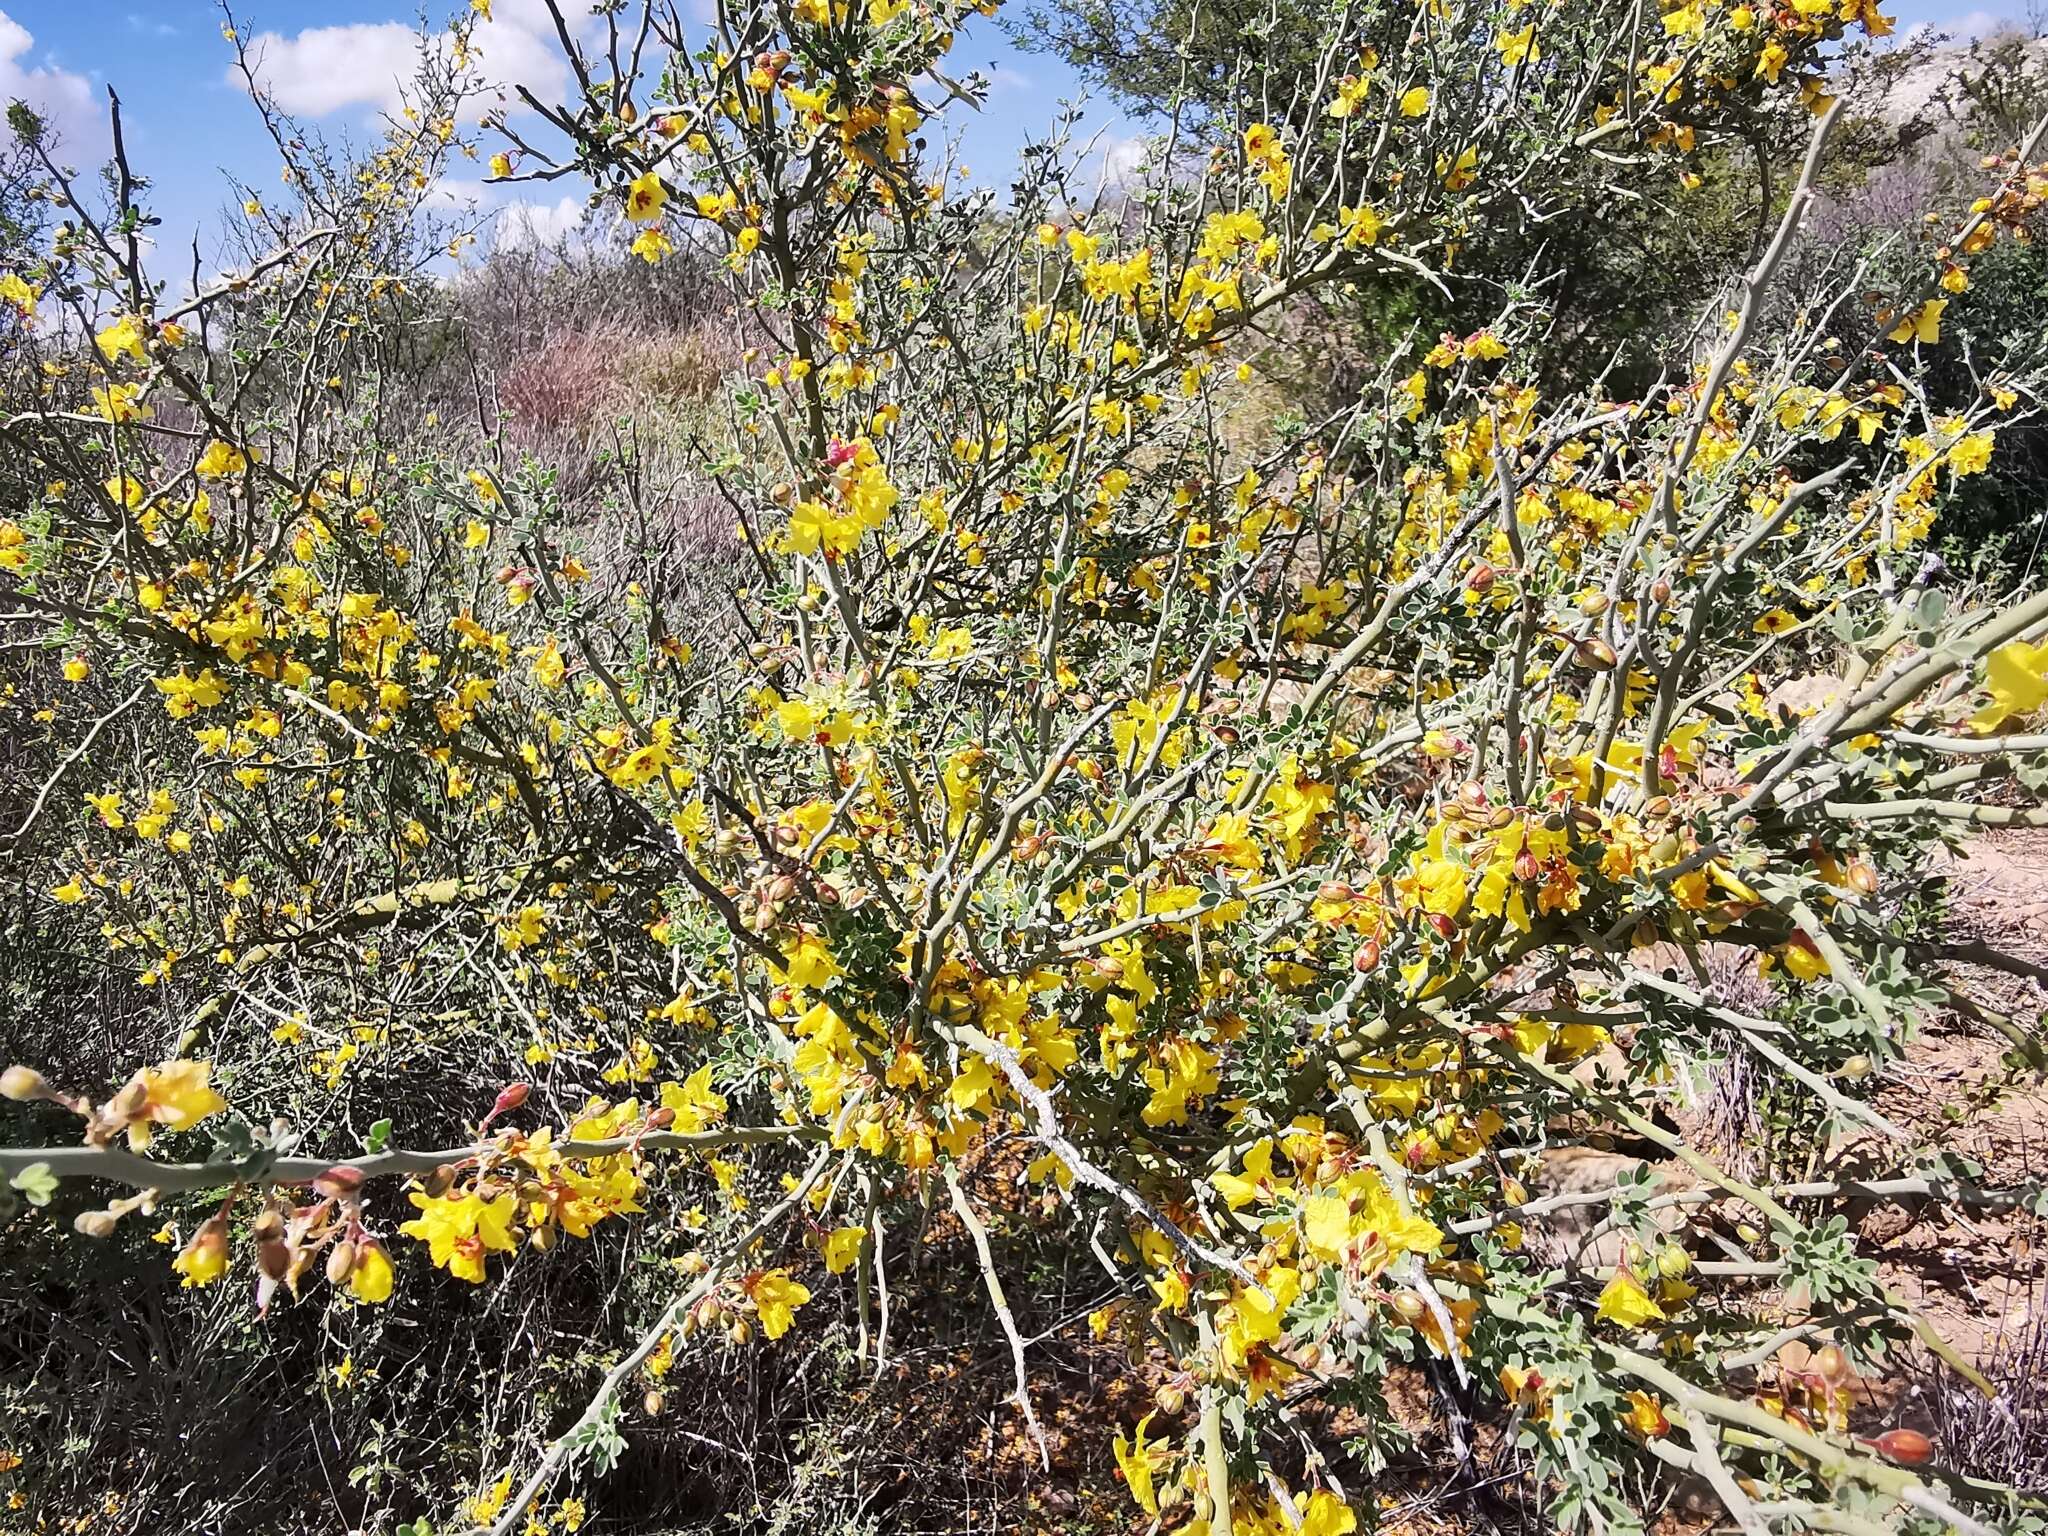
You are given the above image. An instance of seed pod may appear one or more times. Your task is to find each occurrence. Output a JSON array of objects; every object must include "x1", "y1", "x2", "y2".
[
  {"x1": 314, "y1": 1165, "x2": 366, "y2": 1200},
  {"x1": 1573, "y1": 638, "x2": 1618, "y2": 671},
  {"x1": 1866, "y1": 1428, "x2": 1934, "y2": 1466},
  {"x1": 0, "y1": 1065, "x2": 47, "y2": 1101},
  {"x1": 257, "y1": 1239, "x2": 291, "y2": 1281},
  {"x1": 1816, "y1": 1343, "x2": 1851, "y2": 1387},
  {"x1": 327, "y1": 1241, "x2": 358, "y2": 1285}
]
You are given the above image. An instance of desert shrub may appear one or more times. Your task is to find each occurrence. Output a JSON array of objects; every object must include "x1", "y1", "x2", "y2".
[{"x1": 5, "y1": 1, "x2": 2048, "y2": 1534}]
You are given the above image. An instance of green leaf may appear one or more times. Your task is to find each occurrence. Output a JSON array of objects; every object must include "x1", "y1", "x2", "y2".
[
  {"x1": 365, "y1": 1119, "x2": 393, "y2": 1154},
  {"x1": 10, "y1": 1162, "x2": 58, "y2": 1207}
]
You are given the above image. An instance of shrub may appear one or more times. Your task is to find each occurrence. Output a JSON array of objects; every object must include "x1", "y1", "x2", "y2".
[{"x1": 4, "y1": 0, "x2": 2048, "y2": 1532}]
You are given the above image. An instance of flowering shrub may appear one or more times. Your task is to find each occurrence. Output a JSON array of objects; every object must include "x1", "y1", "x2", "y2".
[{"x1": 4, "y1": 0, "x2": 2048, "y2": 1531}]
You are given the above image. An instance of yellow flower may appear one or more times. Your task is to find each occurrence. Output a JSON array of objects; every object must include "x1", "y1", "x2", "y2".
[
  {"x1": 1887, "y1": 299, "x2": 1945, "y2": 346},
  {"x1": 1495, "y1": 23, "x2": 1539, "y2": 65},
  {"x1": 1622, "y1": 1389, "x2": 1671, "y2": 1437},
  {"x1": 1111, "y1": 1411, "x2": 1164, "y2": 1515},
  {"x1": 743, "y1": 1268, "x2": 811, "y2": 1338},
  {"x1": 656, "y1": 1064, "x2": 727, "y2": 1133},
  {"x1": 172, "y1": 1218, "x2": 230, "y2": 1288},
  {"x1": 95, "y1": 315, "x2": 148, "y2": 364},
  {"x1": 820, "y1": 1226, "x2": 865, "y2": 1273},
  {"x1": 1399, "y1": 85, "x2": 1430, "y2": 116},
  {"x1": 400, "y1": 1190, "x2": 519, "y2": 1283},
  {"x1": 348, "y1": 1241, "x2": 395, "y2": 1303},
  {"x1": 1751, "y1": 607, "x2": 1798, "y2": 635},
  {"x1": 0, "y1": 271, "x2": 38, "y2": 316},
  {"x1": 468, "y1": 1472, "x2": 513, "y2": 1527},
  {"x1": 51, "y1": 877, "x2": 85, "y2": 905},
  {"x1": 130, "y1": 1060, "x2": 229, "y2": 1147},
  {"x1": 1973, "y1": 640, "x2": 2048, "y2": 733},
  {"x1": 1596, "y1": 1270, "x2": 1666, "y2": 1328},
  {"x1": 625, "y1": 171, "x2": 667, "y2": 223}
]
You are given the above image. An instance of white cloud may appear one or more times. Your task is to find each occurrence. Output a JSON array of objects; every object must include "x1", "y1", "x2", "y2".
[
  {"x1": 0, "y1": 11, "x2": 101, "y2": 160},
  {"x1": 495, "y1": 194, "x2": 586, "y2": 251},
  {"x1": 235, "y1": 0, "x2": 581, "y2": 124}
]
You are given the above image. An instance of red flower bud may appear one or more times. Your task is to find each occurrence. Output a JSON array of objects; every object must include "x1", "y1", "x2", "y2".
[
  {"x1": 491, "y1": 1082, "x2": 531, "y2": 1117},
  {"x1": 1865, "y1": 1428, "x2": 1934, "y2": 1466}
]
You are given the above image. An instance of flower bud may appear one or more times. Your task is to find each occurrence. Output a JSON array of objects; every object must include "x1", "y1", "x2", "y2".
[
  {"x1": 643, "y1": 1390, "x2": 666, "y2": 1416},
  {"x1": 1352, "y1": 940, "x2": 1382, "y2": 973},
  {"x1": 326, "y1": 1241, "x2": 358, "y2": 1285},
  {"x1": 424, "y1": 1164, "x2": 459, "y2": 1198},
  {"x1": 491, "y1": 1082, "x2": 531, "y2": 1117},
  {"x1": 1578, "y1": 591, "x2": 1610, "y2": 617},
  {"x1": 1649, "y1": 577, "x2": 1672, "y2": 605},
  {"x1": 1, "y1": 1064, "x2": 47, "y2": 1101},
  {"x1": 73, "y1": 1209, "x2": 119, "y2": 1239},
  {"x1": 1866, "y1": 1428, "x2": 1934, "y2": 1466},
  {"x1": 313, "y1": 1166, "x2": 365, "y2": 1200},
  {"x1": 251, "y1": 1208, "x2": 285, "y2": 1244},
  {"x1": 1318, "y1": 881, "x2": 1354, "y2": 904},
  {"x1": 1465, "y1": 562, "x2": 1495, "y2": 594},
  {"x1": 647, "y1": 1107, "x2": 678, "y2": 1131},
  {"x1": 727, "y1": 1317, "x2": 753, "y2": 1345}
]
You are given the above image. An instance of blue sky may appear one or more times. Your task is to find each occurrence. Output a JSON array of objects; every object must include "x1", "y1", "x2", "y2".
[{"x1": 0, "y1": 0, "x2": 2026, "y2": 286}]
